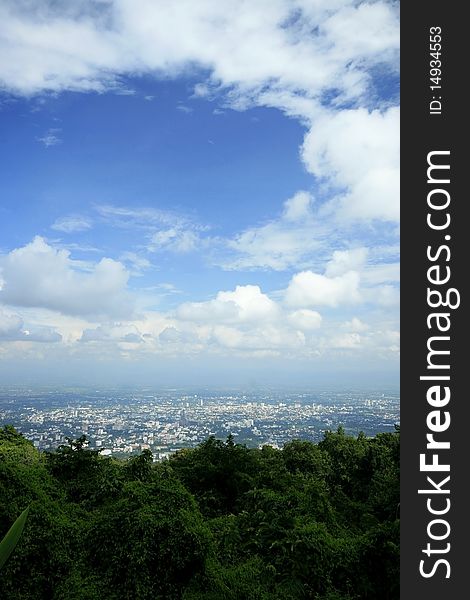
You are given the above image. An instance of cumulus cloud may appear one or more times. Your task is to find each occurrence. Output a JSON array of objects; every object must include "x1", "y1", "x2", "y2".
[
  {"x1": 302, "y1": 107, "x2": 399, "y2": 222},
  {"x1": 325, "y1": 247, "x2": 368, "y2": 277},
  {"x1": 177, "y1": 284, "x2": 279, "y2": 324},
  {"x1": 0, "y1": 272, "x2": 399, "y2": 361},
  {"x1": 287, "y1": 309, "x2": 322, "y2": 331},
  {"x1": 51, "y1": 214, "x2": 93, "y2": 233},
  {"x1": 209, "y1": 323, "x2": 305, "y2": 353},
  {"x1": 34, "y1": 265, "x2": 396, "y2": 359},
  {"x1": 324, "y1": 248, "x2": 399, "y2": 306},
  {"x1": 0, "y1": 236, "x2": 132, "y2": 318},
  {"x1": 285, "y1": 270, "x2": 361, "y2": 308}
]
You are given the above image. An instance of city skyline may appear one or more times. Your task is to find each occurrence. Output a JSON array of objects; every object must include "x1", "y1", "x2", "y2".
[{"x1": 0, "y1": 386, "x2": 400, "y2": 459}]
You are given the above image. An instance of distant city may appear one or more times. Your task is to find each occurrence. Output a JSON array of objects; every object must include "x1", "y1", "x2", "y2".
[{"x1": 0, "y1": 387, "x2": 400, "y2": 460}]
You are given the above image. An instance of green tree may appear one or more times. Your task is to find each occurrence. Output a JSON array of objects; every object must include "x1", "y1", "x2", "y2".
[
  {"x1": 170, "y1": 435, "x2": 257, "y2": 516},
  {"x1": 82, "y1": 475, "x2": 214, "y2": 599},
  {"x1": 0, "y1": 427, "x2": 78, "y2": 599}
]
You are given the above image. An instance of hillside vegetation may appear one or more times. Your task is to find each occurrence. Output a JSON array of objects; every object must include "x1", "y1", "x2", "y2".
[{"x1": 0, "y1": 424, "x2": 399, "y2": 599}]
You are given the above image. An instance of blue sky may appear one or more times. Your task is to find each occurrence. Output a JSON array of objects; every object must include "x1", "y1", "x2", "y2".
[
  {"x1": 0, "y1": 0, "x2": 399, "y2": 387},
  {"x1": 1, "y1": 81, "x2": 314, "y2": 300}
]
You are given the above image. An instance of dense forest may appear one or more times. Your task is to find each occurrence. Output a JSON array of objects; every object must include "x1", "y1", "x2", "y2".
[{"x1": 0, "y1": 424, "x2": 399, "y2": 599}]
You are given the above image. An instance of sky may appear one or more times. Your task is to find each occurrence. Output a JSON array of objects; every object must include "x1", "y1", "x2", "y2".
[{"x1": 0, "y1": 0, "x2": 399, "y2": 387}]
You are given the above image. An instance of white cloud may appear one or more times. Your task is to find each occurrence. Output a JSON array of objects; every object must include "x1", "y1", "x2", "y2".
[
  {"x1": 119, "y1": 251, "x2": 151, "y2": 274},
  {"x1": 219, "y1": 195, "x2": 398, "y2": 277},
  {"x1": 0, "y1": 236, "x2": 133, "y2": 318},
  {"x1": 51, "y1": 214, "x2": 92, "y2": 233},
  {"x1": 371, "y1": 329, "x2": 400, "y2": 353},
  {"x1": 327, "y1": 332, "x2": 361, "y2": 349},
  {"x1": 209, "y1": 325, "x2": 244, "y2": 349},
  {"x1": 148, "y1": 228, "x2": 200, "y2": 254},
  {"x1": 342, "y1": 317, "x2": 368, "y2": 333},
  {"x1": 369, "y1": 284, "x2": 399, "y2": 307},
  {"x1": 221, "y1": 191, "x2": 327, "y2": 271},
  {"x1": 302, "y1": 106, "x2": 399, "y2": 222},
  {"x1": 362, "y1": 262, "x2": 400, "y2": 286},
  {"x1": 159, "y1": 326, "x2": 185, "y2": 343},
  {"x1": 0, "y1": 1, "x2": 398, "y2": 102},
  {"x1": 0, "y1": 271, "x2": 399, "y2": 362},
  {"x1": 225, "y1": 222, "x2": 319, "y2": 271},
  {"x1": 285, "y1": 269, "x2": 361, "y2": 308},
  {"x1": 177, "y1": 284, "x2": 279, "y2": 324},
  {"x1": 282, "y1": 191, "x2": 313, "y2": 222},
  {"x1": 287, "y1": 309, "x2": 322, "y2": 331},
  {"x1": 325, "y1": 247, "x2": 368, "y2": 277},
  {"x1": 320, "y1": 2, "x2": 399, "y2": 65},
  {"x1": 209, "y1": 323, "x2": 305, "y2": 352}
]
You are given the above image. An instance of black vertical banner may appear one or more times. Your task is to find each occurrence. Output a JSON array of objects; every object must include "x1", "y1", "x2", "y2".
[{"x1": 401, "y1": 3, "x2": 467, "y2": 598}]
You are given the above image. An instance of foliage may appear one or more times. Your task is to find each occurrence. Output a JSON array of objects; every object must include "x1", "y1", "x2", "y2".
[
  {"x1": 0, "y1": 424, "x2": 399, "y2": 599},
  {"x1": 0, "y1": 506, "x2": 29, "y2": 570}
]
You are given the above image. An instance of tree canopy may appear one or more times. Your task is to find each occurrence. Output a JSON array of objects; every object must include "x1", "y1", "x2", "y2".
[{"x1": 0, "y1": 425, "x2": 399, "y2": 599}]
